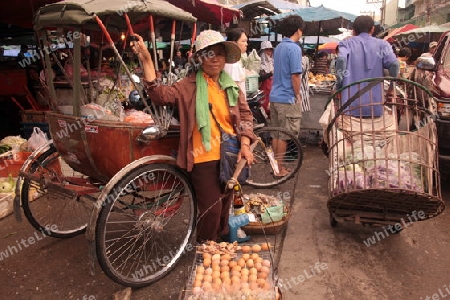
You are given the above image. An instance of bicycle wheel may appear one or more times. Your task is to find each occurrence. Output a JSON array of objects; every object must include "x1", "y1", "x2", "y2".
[
  {"x1": 21, "y1": 144, "x2": 94, "y2": 238},
  {"x1": 245, "y1": 127, "x2": 303, "y2": 188},
  {"x1": 95, "y1": 163, "x2": 196, "y2": 287}
]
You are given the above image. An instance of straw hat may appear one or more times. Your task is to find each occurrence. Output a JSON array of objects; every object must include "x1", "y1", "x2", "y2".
[
  {"x1": 260, "y1": 41, "x2": 273, "y2": 50},
  {"x1": 194, "y1": 30, "x2": 241, "y2": 64}
]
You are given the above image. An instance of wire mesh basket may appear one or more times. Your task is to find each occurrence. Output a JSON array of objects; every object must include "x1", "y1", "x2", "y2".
[{"x1": 322, "y1": 77, "x2": 444, "y2": 227}]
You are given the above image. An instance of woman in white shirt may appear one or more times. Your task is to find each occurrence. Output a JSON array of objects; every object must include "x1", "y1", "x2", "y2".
[{"x1": 223, "y1": 28, "x2": 248, "y2": 96}]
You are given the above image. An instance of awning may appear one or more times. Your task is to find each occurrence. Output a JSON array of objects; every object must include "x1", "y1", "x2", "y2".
[
  {"x1": 166, "y1": 0, "x2": 242, "y2": 25},
  {"x1": 383, "y1": 24, "x2": 418, "y2": 43}
]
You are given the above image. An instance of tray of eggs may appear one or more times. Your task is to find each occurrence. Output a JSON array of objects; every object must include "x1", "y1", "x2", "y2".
[{"x1": 184, "y1": 243, "x2": 278, "y2": 300}]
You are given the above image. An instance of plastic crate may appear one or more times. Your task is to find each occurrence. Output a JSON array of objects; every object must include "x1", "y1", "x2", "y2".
[
  {"x1": 20, "y1": 122, "x2": 51, "y2": 140},
  {"x1": 0, "y1": 152, "x2": 32, "y2": 177},
  {"x1": 245, "y1": 75, "x2": 259, "y2": 93}
]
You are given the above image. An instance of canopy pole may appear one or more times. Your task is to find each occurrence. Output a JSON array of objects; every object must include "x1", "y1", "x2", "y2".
[
  {"x1": 190, "y1": 22, "x2": 197, "y2": 58},
  {"x1": 94, "y1": 15, "x2": 155, "y2": 119},
  {"x1": 73, "y1": 33, "x2": 82, "y2": 116},
  {"x1": 149, "y1": 15, "x2": 159, "y2": 72},
  {"x1": 168, "y1": 20, "x2": 176, "y2": 85}
]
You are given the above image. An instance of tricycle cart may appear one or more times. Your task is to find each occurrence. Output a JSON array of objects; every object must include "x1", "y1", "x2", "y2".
[
  {"x1": 12, "y1": 0, "x2": 302, "y2": 289},
  {"x1": 323, "y1": 77, "x2": 445, "y2": 229}
]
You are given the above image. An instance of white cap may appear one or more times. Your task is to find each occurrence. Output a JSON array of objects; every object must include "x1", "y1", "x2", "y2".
[{"x1": 260, "y1": 41, "x2": 273, "y2": 50}]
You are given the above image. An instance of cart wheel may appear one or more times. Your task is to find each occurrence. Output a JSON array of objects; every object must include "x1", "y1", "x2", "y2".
[
  {"x1": 245, "y1": 127, "x2": 303, "y2": 188},
  {"x1": 21, "y1": 144, "x2": 92, "y2": 238},
  {"x1": 330, "y1": 213, "x2": 338, "y2": 227},
  {"x1": 95, "y1": 163, "x2": 197, "y2": 288}
]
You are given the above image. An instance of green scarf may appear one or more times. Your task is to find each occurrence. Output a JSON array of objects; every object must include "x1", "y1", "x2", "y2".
[{"x1": 196, "y1": 69, "x2": 239, "y2": 151}]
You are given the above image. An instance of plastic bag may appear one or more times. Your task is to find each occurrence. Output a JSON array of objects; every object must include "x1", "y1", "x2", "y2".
[
  {"x1": 242, "y1": 49, "x2": 261, "y2": 74},
  {"x1": 28, "y1": 127, "x2": 49, "y2": 151},
  {"x1": 260, "y1": 205, "x2": 285, "y2": 224}
]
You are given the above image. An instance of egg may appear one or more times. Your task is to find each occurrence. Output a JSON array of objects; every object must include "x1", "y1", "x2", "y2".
[
  {"x1": 213, "y1": 277, "x2": 222, "y2": 285},
  {"x1": 192, "y1": 286, "x2": 203, "y2": 295},
  {"x1": 241, "y1": 268, "x2": 249, "y2": 277},
  {"x1": 258, "y1": 271, "x2": 268, "y2": 280},
  {"x1": 249, "y1": 267, "x2": 258, "y2": 276},
  {"x1": 261, "y1": 265, "x2": 270, "y2": 275},
  {"x1": 203, "y1": 258, "x2": 211, "y2": 267},
  {"x1": 220, "y1": 265, "x2": 230, "y2": 273},
  {"x1": 255, "y1": 262, "x2": 262, "y2": 271},
  {"x1": 193, "y1": 280, "x2": 202, "y2": 288},
  {"x1": 203, "y1": 274, "x2": 212, "y2": 283},
  {"x1": 251, "y1": 253, "x2": 260, "y2": 260},
  {"x1": 255, "y1": 257, "x2": 263, "y2": 264},
  {"x1": 211, "y1": 281, "x2": 221, "y2": 291},
  {"x1": 246, "y1": 259, "x2": 254, "y2": 268},
  {"x1": 203, "y1": 252, "x2": 212, "y2": 260},
  {"x1": 220, "y1": 259, "x2": 229, "y2": 267},
  {"x1": 252, "y1": 244, "x2": 261, "y2": 253},
  {"x1": 231, "y1": 269, "x2": 241, "y2": 277},
  {"x1": 204, "y1": 267, "x2": 213, "y2": 275},
  {"x1": 241, "y1": 275, "x2": 249, "y2": 283},
  {"x1": 232, "y1": 265, "x2": 242, "y2": 272},
  {"x1": 241, "y1": 282, "x2": 250, "y2": 290},
  {"x1": 220, "y1": 271, "x2": 230, "y2": 280},
  {"x1": 249, "y1": 281, "x2": 259, "y2": 291},
  {"x1": 196, "y1": 266, "x2": 205, "y2": 274},
  {"x1": 212, "y1": 264, "x2": 221, "y2": 272},
  {"x1": 262, "y1": 259, "x2": 271, "y2": 268},
  {"x1": 231, "y1": 275, "x2": 240, "y2": 284},
  {"x1": 212, "y1": 270, "x2": 221, "y2": 279},
  {"x1": 257, "y1": 278, "x2": 267, "y2": 288},
  {"x1": 248, "y1": 274, "x2": 257, "y2": 283},
  {"x1": 211, "y1": 253, "x2": 221, "y2": 261},
  {"x1": 202, "y1": 281, "x2": 212, "y2": 291},
  {"x1": 241, "y1": 245, "x2": 251, "y2": 253},
  {"x1": 228, "y1": 260, "x2": 237, "y2": 269},
  {"x1": 261, "y1": 242, "x2": 270, "y2": 251},
  {"x1": 221, "y1": 253, "x2": 231, "y2": 261},
  {"x1": 195, "y1": 273, "x2": 204, "y2": 282},
  {"x1": 237, "y1": 258, "x2": 246, "y2": 268}
]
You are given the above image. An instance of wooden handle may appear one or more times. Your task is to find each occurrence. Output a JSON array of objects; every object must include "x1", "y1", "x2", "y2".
[
  {"x1": 95, "y1": 16, "x2": 113, "y2": 45},
  {"x1": 227, "y1": 140, "x2": 259, "y2": 190}
]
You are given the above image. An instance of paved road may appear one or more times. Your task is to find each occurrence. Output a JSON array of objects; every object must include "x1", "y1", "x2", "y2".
[
  {"x1": 279, "y1": 92, "x2": 450, "y2": 300},
  {"x1": 0, "y1": 91, "x2": 448, "y2": 300}
]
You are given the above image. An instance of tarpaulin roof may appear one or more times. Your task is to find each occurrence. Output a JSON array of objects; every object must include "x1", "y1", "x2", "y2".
[
  {"x1": 268, "y1": 5, "x2": 357, "y2": 36},
  {"x1": 166, "y1": 0, "x2": 241, "y2": 25},
  {"x1": 34, "y1": 0, "x2": 197, "y2": 30},
  {"x1": 233, "y1": 0, "x2": 305, "y2": 19}
]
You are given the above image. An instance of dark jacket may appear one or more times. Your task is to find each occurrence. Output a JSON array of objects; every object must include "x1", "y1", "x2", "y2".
[{"x1": 144, "y1": 72, "x2": 255, "y2": 172}]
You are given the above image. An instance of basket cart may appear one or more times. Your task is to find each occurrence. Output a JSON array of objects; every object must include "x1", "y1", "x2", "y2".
[
  {"x1": 11, "y1": 0, "x2": 200, "y2": 288},
  {"x1": 323, "y1": 77, "x2": 444, "y2": 229}
]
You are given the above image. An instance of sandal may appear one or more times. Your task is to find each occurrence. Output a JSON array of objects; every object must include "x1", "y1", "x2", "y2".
[{"x1": 274, "y1": 167, "x2": 292, "y2": 178}]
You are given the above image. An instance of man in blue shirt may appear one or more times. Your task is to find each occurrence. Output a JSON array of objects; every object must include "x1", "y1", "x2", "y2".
[
  {"x1": 269, "y1": 15, "x2": 304, "y2": 177},
  {"x1": 336, "y1": 15, "x2": 399, "y2": 117}
]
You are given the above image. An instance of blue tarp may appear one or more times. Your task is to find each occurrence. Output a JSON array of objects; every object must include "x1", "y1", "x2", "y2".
[{"x1": 267, "y1": 5, "x2": 357, "y2": 36}]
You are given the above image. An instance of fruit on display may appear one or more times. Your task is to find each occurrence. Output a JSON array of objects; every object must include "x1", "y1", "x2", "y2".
[{"x1": 308, "y1": 73, "x2": 336, "y2": 85}]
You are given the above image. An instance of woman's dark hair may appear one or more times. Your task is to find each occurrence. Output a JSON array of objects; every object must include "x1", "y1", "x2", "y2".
[
  {"x1": 276, "y1": 15, "x2": 304, "y2": 38},
  {"x1": 398, "y1": 47, "x2": 412, "y2": 58},
  {"x1": 353, "y1": 15, "x2": 374, "y2": 35},
  {"x1": 226, "y1": 28, "x2": 246, "y2": 42}
]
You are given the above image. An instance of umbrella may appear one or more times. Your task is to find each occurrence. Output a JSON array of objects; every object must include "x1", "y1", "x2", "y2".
[
  {"x1": 318, "y1": 41, "x2": 338, "y2": 53},
  {"x1": 392, "y1": 24, "x2": 450, "y2": 44},
  {"x1": 301, "y1": 35, "x2": 338, "y2": 44},
  {"x1": 383, "y1": 24, "x2": 418, "y2": 43},
  {"x1": 268, "y1": 5, "x2": 357, "y2": 36}
]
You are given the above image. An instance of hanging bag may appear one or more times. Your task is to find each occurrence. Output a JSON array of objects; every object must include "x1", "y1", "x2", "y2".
[
  {"x1": 209, "y1": 105, "x2": 249, "y2": 186},
  {"x1": 28, "y1": 127, "x2": 49, "y2": 151}
]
